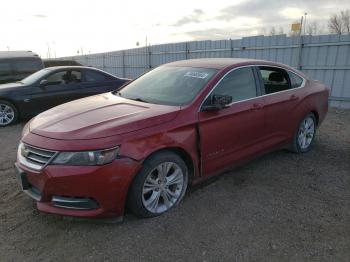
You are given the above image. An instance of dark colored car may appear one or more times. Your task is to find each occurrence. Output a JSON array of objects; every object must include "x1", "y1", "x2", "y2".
[
  {"x1": 15, "y1": 58, "x2": 329, "y2": 219},
  {"x1": 0, "y1": 66, "x2": 129, "y2": 126},
  {"x1": 0, "y1": 51, "x2": 44, "y2": 84}
]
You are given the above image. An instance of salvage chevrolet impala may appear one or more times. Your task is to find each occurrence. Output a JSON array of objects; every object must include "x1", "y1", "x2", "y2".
[{"x1": 15, "y1": 58, "x2": 329, "y2": 219}]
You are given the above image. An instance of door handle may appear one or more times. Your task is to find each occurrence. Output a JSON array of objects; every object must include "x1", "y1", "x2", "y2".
[
  {"x1": 252, "y1": 103, "x2": 263, "y2": 110},
  {"x1": 290, "y1": 94, "x2": 299, "y2": 100}
]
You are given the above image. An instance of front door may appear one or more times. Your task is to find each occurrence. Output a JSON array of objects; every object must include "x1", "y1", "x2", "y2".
[
  {"x1": 29, "y1": 70, "x2": 83, "y2": 114},
  {"x1": 198, "y1": 67, "x2": 265, "y2": 177}
]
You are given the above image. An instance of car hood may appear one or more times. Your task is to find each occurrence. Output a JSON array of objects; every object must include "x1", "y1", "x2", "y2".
[
  {"x1": 0, "y1": 82, "x2": 24, "y2": 91},
  {"x1": 30, "y1": 93, "x2": 181, "y2": 140}
]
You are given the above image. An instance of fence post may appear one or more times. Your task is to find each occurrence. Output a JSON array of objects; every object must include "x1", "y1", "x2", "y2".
[
  {"x1": 230, "y1": 39, "x2": 233, "y2": 58},
  {"x1": 148, "y1": 45, "x2": 152, "y2": 70},
  {"x1": 297, "y1": 35, "x2": 304, "y2": 70},
  {"x1": 185, "y1": 42, "x2": 189, "y2": 59},
  {"x1": 122, "y1": 51, "x2": 126, "y2": 78},
  {"x1": 102, "y1": 53, "x2": 106, "y2": 71}
]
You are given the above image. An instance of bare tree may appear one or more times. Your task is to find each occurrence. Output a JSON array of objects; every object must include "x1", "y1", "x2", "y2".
[
  {"x1": 328, "y1": 9, "x2": 350, "y2": 34},
  {"x1": 277, "y1": 27, "x2": 284, "y2": 35},
  {"x1": 328, "y1": 14, "x2": 343, "y2": 34},
  {"x1": 269, "y1": 26, "x2": 276, "y2": 36},
  {"x1": 341, "y1": 10, "x2": 350, "y2": 33},
  {"x1": 307, "y1": 21, "x2": 320, "y2": 35}
]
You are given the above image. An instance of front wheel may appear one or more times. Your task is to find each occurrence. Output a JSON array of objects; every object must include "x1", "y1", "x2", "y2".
[
  {"x1": 291, "y1": 113, "x2": 316, "y2": 153},
  {"x1": 0, "y1": 100, "x2": 18, "y2": 127},
  {"x1": 127, "y1": 151, "x2": 188, "y2": 218}
]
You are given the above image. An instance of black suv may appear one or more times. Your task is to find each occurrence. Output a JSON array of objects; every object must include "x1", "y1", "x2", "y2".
[{"x1": 0, "y1": 51, "x2": 44, "y2": 84}]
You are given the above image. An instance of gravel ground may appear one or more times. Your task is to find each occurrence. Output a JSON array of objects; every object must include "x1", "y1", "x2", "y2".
[{"x1": 0, "y1": 109, "x2": 349, "y2": 262}]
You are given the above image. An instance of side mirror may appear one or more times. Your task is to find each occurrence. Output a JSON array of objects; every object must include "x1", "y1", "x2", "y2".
[
  {"x1": 39, "y1": 79, "x2": 48, "y2": 87},
  {"x1": 202, "y1": 94, "x2": 233, "y2": 111}
]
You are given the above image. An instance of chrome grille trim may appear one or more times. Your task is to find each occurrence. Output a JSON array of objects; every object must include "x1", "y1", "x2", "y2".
[{"x1": 18, "y1": 142, "x2": 58, "y2": 171}]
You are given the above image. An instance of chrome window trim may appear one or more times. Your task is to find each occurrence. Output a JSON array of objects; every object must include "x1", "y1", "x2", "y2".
[{"x1": 199, "y1": 64, "x2": 306, "y2": 112}]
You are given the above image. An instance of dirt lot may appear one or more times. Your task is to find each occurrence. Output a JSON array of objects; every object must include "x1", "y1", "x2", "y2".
[{"x1": 0, "y1": 109, "x2": 349, "y2": 262}]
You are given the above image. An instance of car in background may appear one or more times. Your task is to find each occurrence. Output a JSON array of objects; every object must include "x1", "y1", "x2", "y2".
[
  {"x1": 0, "y1": 51, "x2": 44, "y2": 84},
  {"x1": 15, "y1": 58, "x2": 329, "y2": 219},
  {"x1": 43, "y1": 59, "x2": 82, "y2": 68},
  {"x1": 0, "y1": 66, "x2": 129, "y2": 126}
]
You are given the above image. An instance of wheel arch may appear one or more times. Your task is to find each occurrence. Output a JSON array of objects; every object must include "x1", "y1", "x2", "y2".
[
  {"x1": 141, "y1": 147, "x2": 195, "y2": 184},
  {"x1": 310, "y1": 110, "x2": 319, "y2": 126},
  {"x1": 0, "y1": 97, "x2": 20, "y2": 114},
  {"x1": 0, "y1": 97, "x2": 20, "y2": 120}
]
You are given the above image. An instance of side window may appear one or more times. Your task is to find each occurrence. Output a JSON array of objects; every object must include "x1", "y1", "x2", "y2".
[
  {"x1": 288, "y1": 71, "x2": 304, "y2": 88},
  {"x1": 259, "y1": 67, "x2": 291, "y2": 94},
  {"x1": 44, "y1": 70, "x2": 81, "y2": 85},
  {"x1": 84, "y1": 70, "x2": 108, "y2": 82},
  {"x1": 0, "y1": 62, "x2": 12, "y2": 76},
  {"x1": 211, "y1": 67, "x2": 257, "y2": 103},
  {"x1": 70, "y1": 71, "x2": 82, "y2": 83}
]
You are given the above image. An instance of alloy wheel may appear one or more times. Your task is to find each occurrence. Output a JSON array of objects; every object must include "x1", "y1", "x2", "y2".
[
  {"x1": 297, "y1": 116, "x2": 315, "y2": 150},
  {"x1": 142, "y1": 162, "x2": 184, "y2": 214},
  {"x1": 0, "y1": 103, "x2": 15, "y2": 126}
]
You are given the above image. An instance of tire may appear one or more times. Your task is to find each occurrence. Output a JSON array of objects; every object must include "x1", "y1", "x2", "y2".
[
  {"x1": 0, "y1": 100, "x2": 18, "y2": 127},
  {"x1": 291, "y1": 113, "x2": 317, "y2": 153},
  {"x1": 127, "y1": 151, "x2": 188, "y2": 218}
]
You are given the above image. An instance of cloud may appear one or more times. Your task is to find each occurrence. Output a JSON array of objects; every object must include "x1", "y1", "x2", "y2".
[
  {"x1": 172, "y1": 9, "x2": 204, "y2": 26},
  {"x1": 216, "y1": 0, "x2": 350, "y2": 24},
  {"x1": 170, "y1": 0, "x2": 350, "y2": 41},
  {"x1": 33, "y1": 14, "x2": 47, "y2": 18},
  {"x1": 175, "y1": 27, "x2": 260, "y2": 41}
]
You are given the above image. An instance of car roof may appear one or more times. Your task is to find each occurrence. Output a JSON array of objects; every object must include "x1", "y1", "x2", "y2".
[
  {"x1": 44, "y1": 66, "x2": 122, "y2": 79},
  {"x1": 45, "y1": 66, "x2": 101, "y2": 71},
  {"x1": 0, "y1": 51, "x2": 40, "y2": 59},
  {"x1": 165, "y1": 58, "x2": 292, "y2": 70}
]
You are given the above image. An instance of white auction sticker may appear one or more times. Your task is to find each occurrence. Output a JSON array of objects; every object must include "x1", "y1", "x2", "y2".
[{"x1": 184, "y1": 71, "x2": 209, "y2": 79}]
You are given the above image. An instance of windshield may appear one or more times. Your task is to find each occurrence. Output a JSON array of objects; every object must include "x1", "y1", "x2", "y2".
[
  {"x1": 117, "y1": 66, "x2": 218, "y2": 106},
  {"x1": 20, "y1": 69, "x2": 51, "y2": 85}
]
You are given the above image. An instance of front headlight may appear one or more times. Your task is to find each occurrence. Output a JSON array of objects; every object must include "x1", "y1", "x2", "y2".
[
  {"x1": 52, "y1": 147, "x2": 120, "y2": 166},
  {"x1": 22, "y1": 120, "x2": 31, "y2": 138}
]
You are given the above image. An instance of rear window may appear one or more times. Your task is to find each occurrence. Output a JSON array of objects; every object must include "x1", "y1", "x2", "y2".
[
  {"x1": 288, "y1": 71, "x2": 304, "y2": 88},
  {"x1": 85, "y1": 70, "x2": 109, "y2": 82}
]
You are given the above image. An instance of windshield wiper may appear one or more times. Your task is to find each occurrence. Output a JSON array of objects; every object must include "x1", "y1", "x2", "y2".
[
  {"x1": 115, "y1": 92, "x2": 149, "y2": 103},
  {"x1": 130, "y1": 97, "x2": 149, "y2": 103}
]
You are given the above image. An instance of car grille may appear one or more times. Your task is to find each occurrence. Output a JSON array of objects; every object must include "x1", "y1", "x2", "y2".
[{"x1": 18, "y1": 142, "x2": 57, "y2": 171}]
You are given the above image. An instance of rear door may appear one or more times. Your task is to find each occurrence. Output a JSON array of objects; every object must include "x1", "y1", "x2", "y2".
[
  {"x1": 198, "y1": 66, "x2": 265, "y2": 177},
  {"x1": 79, "y1": 69, "x2": 124, "y2": 96},
  {"x1": 257, "y1": 66, "x2": 305, "y2": 149}
]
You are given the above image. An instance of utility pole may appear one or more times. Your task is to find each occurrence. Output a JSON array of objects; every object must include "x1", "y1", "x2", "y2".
[
  {"x1": 303, "y1": 12, "x2": 308, "y2": 35},
  {"x1": 46, "y1": 41, "x2": 51, "y2": 58}
]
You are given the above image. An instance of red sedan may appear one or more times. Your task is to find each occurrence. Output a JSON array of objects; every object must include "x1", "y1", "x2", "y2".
[{"x1": 15, "y1": 58, "x2": 329, "y2": 219}]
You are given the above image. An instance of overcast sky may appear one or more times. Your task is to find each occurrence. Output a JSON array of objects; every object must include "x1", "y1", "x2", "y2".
[{"x1": 1, "y1": 0, "x2": 350, "y2": 57}]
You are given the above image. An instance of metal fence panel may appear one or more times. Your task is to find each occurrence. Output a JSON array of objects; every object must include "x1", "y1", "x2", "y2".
[{"x1": 58, "y1": 34, "x2": 350, "y2": 108}]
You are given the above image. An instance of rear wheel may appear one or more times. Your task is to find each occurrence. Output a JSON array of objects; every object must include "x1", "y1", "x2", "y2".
[
  {"x1": 0, "y1": 100, "x2": 18, "y2": 127},
  {"x1": 127, "y1": 151, "x2": 188, "y2": 218},
  {"x1": 291, "y1": 113, "x2": 316, "y2": 153}
]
